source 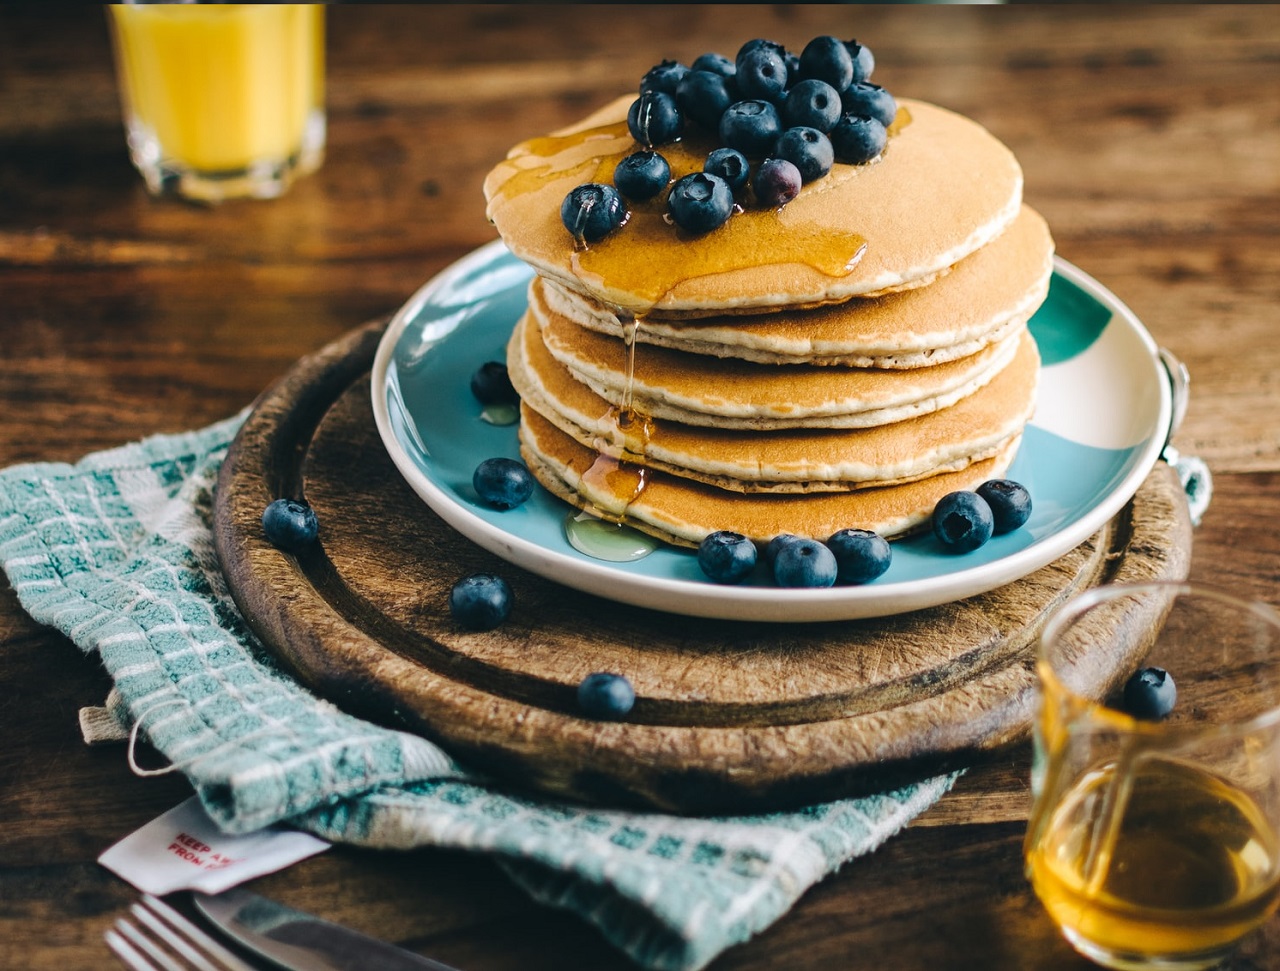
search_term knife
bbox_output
[192,887,462,971]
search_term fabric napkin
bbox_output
[0,412,960,970]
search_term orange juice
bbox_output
[107,4,324,199]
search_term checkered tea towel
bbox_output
[0,413,958,971]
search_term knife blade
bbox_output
[191,887,462,971]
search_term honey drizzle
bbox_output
[580,309,654,522]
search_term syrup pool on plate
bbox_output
[564,510,659,562]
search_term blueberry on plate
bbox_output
[668,172,735,233]
[561,183,625,242]
[773,127,834,183]
[782,79,842,133]
[719,100,782,157]
[976,479,1033,534]
[578,672,635,720]
[798,35,854,91]
[628,90,683,148]
[639,59,688,97]
[840,81,897,129]
[473,457,535,510]
[704,147,750,195]
[764,532,802,568]
[261,498,318,553]
[932,491,994,553]
[676,69,734,131]
[449,573,512,631]
[614,150,671,201]
[1123,666,1177,720]
[469,360,518,405]
[753,157,802,208]
[827,528,892,585]
[735,46,788,102]
[697,530,758,584]
[772,537,838,588]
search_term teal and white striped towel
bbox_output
[0,414,957,971]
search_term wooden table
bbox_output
[2,5,1278,969]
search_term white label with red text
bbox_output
[99,796,330,895]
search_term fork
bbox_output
[106,893,258,971]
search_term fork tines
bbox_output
[105,893,257,971]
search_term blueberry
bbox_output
[772,538,838,588]
[667,172,735,233]
[840,81,897,128]
[261,498,318,552]
[782,79,842,133]
[798,35,854,91]
[1123,666,1177,720]
[639,59,688,97]
[577,672,636,720]
[830,113,887,164]
[719,100,783,157]
[753,157,802,209]
[764,533,803,568]
[692,51,736,80]
[614,150,671,201]
[773,127,834,183]
[627,90,683,148]
[561,183,625,242]
[976,479,1033,534]
[932,491,995,553]
[473,457,535,510]
[704,147,750,194]
[470,360,517,405]
[735,38,788,73]
[676,69,734,131]
[449,572,512,631]
[845,39,875,82]
[736,47,788,102]
[697,530,758,584]
[827,528,892,585]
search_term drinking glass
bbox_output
[1025,582,1280,970]
[106,3,325,202]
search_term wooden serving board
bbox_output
[213,319,1193,814]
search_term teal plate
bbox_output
[372,241,1172,622]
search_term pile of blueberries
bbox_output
[696,478,1033,587]
[562,34,898,240]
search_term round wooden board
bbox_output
[214,319,1194,814]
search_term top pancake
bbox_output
[483,96,1024,316]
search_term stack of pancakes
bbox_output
[483,95,1053,549]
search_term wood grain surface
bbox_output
[3,5,1279,970]
[214,320,1192,813]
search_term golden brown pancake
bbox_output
[508,306,1039,493]
[539,205,1053,367]
[531,291,1023,430]
[483,97,1023,316]
[519,406,1021,547]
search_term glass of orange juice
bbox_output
[106,3,325,202]
[1026,582,1280,970]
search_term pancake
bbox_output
[539,205,1053,368]
[532,288,1023,430]
[483,96,1023,316]
[508,307,1040,493]
[519,405,1021,547]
